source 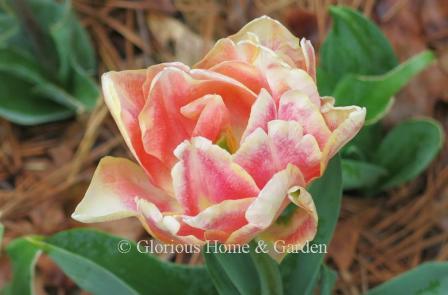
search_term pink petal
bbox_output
[234,120,321,187]
[267,68,320,106]
[300,38,316,81]
[228,16,305,69]
[194,38,242,69]
[179,198,255,243]
[136,199,204,244]
[209,61,270,95]
[180,94,230,140]
[278,90,331,149]
[234,129,279,189]
[258,186,318,262]
[321,99,366,169]
[226,165,305,244]
[102,69,171,191]
[241,89,277,142]
[142,62,190,99]
[138,67,257,166]
[72,157,183,243]
[172,137,260,216]
[138,67,196,166]
[268,120,322,182]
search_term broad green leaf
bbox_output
[342,124,383,161]
[203,249,240,295]
[6,237,42,295]
[374,118,444,190]
[203,242,282,295]
[7,0,60,73]
[70,13,96,73]
[49,0,73,81]
[8,229,215,295]
[51,229,214,294]
[0,12,18,44]
[333,51,435,124]
[0,0,98,124]
[0,48,97,112]
[342,159,388,190]
[281,156,342,295]
[68,60,99,110]
[47,0,94,80]
[249,241,283,295]
[204,246,260,295]
[0,73,73,125]
[318,6,398,94]
[0,48,47,84]
[34,82,88,112]
[368,262,448,295]
[319,265,337,295]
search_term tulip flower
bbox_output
[72,16,365,261]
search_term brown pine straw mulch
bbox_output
[0,0,447,294]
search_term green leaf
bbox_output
[342,124,383,161]
[67,60,99,110]
[374,118,444,190]
[203,242,282,295]
[368,262,448,295]
[203,249,240,295]
[6,237,42,295]
[0,73,73,125]
[249,246,283,295]
[48,0,95,80]
[318,6,398,94]
[0,48,47,84]
[66,6,96,73]
[319,265,337,295]
[280,156,342,295]
[342,159,388,190]
[0,48,97,113]
[49,0,73,81]
[7,229,216,295]
[34,81,88,112]
[0,0,98,124]
[0,12,19,44]
[7,0,60,73]
[204,246,260,295]
[333,51,435,124]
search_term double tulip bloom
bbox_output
[72,16,365,261]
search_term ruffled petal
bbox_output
[180,94,230,140]
[136,199,204,244]
[142,62,190,99]
[177,198,255,243]
[138,67,196,165]
[172,137,260,216]
[102,70,172,191]
[267,68,320,106]
[138,67,257,166]
[241,89,277,142]
[235,120,321,186]
[278,90,331,149]
[228,16,305,69]
[257,186,318,262]
[226,165,305,244]
[300,38,316,81]
[234,129,279,189]
[321,98,366,170]
[209,60,270,95]
[72,156,179,222]
[194,38,243,69]
[268,120,322,182]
